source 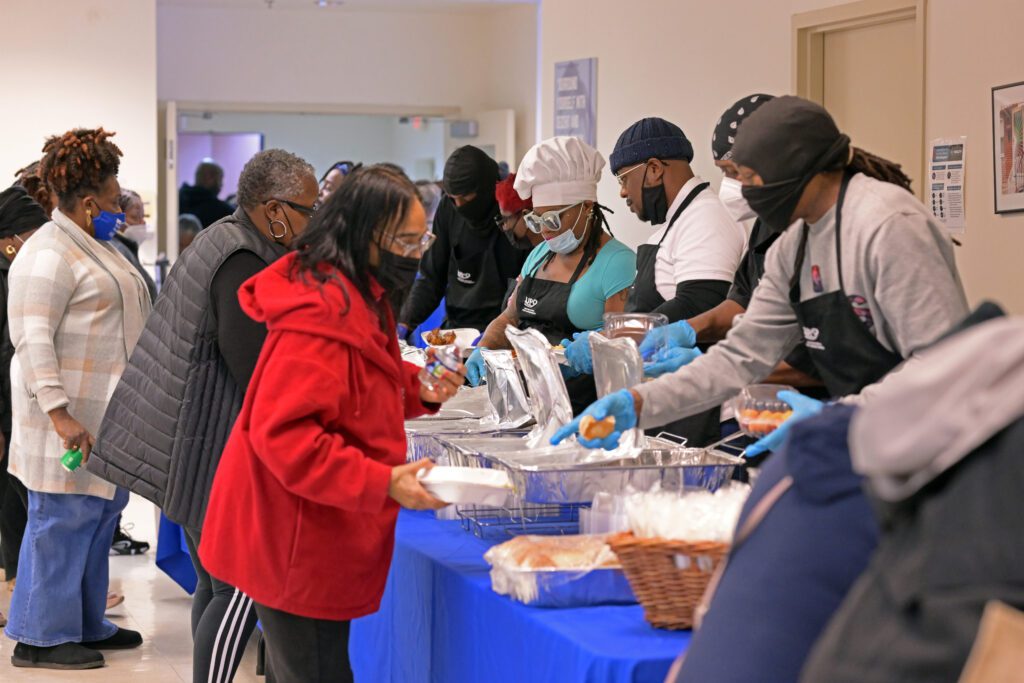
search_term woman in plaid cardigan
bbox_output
[3,129,151,671]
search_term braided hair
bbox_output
[580,202,613,266]
[39,128,123,211]
[847,147,913,192]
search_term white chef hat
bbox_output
[514,136,606,207]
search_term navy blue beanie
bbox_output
[609,117,694,173]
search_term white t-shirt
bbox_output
[648,176,746,301]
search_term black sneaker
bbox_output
[110,523,150,556]
[11,642,104,670]
[82,627,143,650]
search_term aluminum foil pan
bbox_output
[489,566,636,608]
[487,447,743,504]
[404,418,526,463]
[409,432,532,466]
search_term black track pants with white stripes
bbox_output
[185,529,259,683]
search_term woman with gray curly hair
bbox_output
[88,148,318,682]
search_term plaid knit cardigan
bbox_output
[7,209,150,499]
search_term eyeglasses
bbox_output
[615,162,646,188]
[523,202,584,234]
[494,211,524,231]
[387,231,437,257]
[272,198,320,219]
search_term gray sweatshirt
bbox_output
[635,173,969,429]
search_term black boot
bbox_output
[11,642,104,670]
[82,626,143,650]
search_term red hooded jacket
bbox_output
[199,252,434,621]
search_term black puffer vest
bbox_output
[89,209,286,530]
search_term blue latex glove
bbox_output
[466,347,487,387]
[397,323,411,342]
[563,331,594,375]
[638,321,697,360]
[559,362,583,381]
[643,346,703,378]
[744,390,825,457]
[551,389,638,450]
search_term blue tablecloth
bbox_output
[350,511,690,683]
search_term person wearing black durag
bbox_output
[0,187,49,621]
[397,146,528,338]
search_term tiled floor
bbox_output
[0,495,260,682]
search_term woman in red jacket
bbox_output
[199,165,463,683]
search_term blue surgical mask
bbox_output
[544,206,589,254]
[92,210,125,241]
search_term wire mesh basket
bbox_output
[456,502,587,539]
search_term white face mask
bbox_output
[122,223,152,245]
[719,177,757,223]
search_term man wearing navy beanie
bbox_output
[567,116,745,445]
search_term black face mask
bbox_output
[741,176,812,234]
[736,133,852,235]
[454,193,496,226]
[638,166,669,225]
[375,250,420,291]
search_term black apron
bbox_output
[789,173,903,397]
[624,181,720,447]
[515,240,599,415]
[445,227,505,326]
[626,181,710,313]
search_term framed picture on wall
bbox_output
[992,81,1024,214]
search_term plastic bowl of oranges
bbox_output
[735,384,796,437]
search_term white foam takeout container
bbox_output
[418,466,513,506]
[421,328,480,350]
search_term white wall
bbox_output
[178,111,446,182]
[540,0,1024,313]
[0,0,159,262]
[925,0,1024,315]
[157,3,538,163]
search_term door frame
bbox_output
[158,99,463,264]
[793,0,927,189]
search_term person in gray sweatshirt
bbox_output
[553,96,969,448]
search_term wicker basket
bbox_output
[607,532,729,630]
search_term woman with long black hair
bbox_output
[198,165,465,683]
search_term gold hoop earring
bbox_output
[4,246,16,257]
[269,219,289,240]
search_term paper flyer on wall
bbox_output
[928,137,967,235]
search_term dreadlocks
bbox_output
[848,147,913,193]
[39,128,123,211]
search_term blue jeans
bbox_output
[4,486,129,647]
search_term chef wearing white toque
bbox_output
[466,137,637,414]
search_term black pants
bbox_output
[255,602,353,683]
[184,529,259,683]
[0,443,27,579]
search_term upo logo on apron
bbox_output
[522,297,539,316]
[457,270,474,285]
[802,326,825,351]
